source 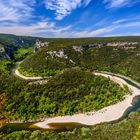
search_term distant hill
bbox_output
[1,34,140,140]
[0,33,140,79]
[18,36,140,82]
[0,34,39,60]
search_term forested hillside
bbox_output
[0,68,128,120]
[0,34,37,59]
[0,34,39,74]
[0,34,140,140]
[19,36,140,82]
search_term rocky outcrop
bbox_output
[72,46,83,52]
[34,41,49,52]
[47,49,68,59]
[107,42,139,47]
[0,46,9,59]
[72,44,104,52]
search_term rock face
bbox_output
[72,44,104,52]
[0,34,37,60]
[72,42,139,52]
[45,49,76,65]
[47,49,68,59]
[72,46,83,52]
[0,47,9,59]
[107,42,139,47]
[34,41,49,52]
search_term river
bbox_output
[1,72,140,132]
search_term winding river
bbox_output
[4,66,140,131]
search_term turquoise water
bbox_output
[123,96,140,118]
[113,95,140,123]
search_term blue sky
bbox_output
[0,0,140,37]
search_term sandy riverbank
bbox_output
[34,72,140,129]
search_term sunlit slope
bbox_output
[19,37,140,82]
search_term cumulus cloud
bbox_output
[44,0,92,20]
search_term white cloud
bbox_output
[0,20,72,37]
[123,21,140,27]
[104,0,130,8]
[0,0,35,22]
[73,20,140,37]
[113,19,127,24]
[104,32,140,37]
[0,17,140,38]
[70,25,120,37]
[131,33,140,36]
[44,0,92,20]
[82,0,92,7]
[103,0,139,9]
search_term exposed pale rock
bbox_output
[47,49,68,59]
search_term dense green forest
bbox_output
[0,34,140,139]
[0,34,37,73]
[0,68,128,120]
[19,36,140,82]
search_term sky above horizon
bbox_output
[0,0,140,37]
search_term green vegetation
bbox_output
[0,59,13,74]
[1,68,128,120]
[19,37,140,82]
[0,33,38,60]
[0,34,140,139]
[0,34,37,74]
[1,109,140,140]
[0,44,3,48]
[133,125,140,140]
[14,48,33,61]
[81,45,140,82]
[19,46,81,76]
